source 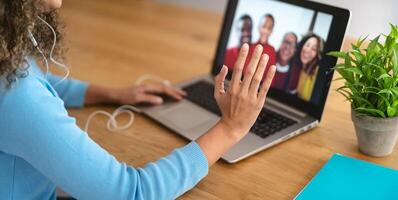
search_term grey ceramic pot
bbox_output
[351,109,398,157]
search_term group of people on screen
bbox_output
[224,14,325,101]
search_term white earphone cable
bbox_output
[84,76,170,134]
[35,46,50,76]
[37,16,70,86]
[84,105,141,133]
[135,74,171,86]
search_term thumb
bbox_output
[214,65,228,97]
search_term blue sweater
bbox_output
[0,59,208,200]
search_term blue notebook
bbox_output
[295,154,398,200]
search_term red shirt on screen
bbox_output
[272,70,289,89]
[224,42,276,81]
[224,47,240,70]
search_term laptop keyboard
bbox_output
[183,81,298,138]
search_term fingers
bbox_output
[258,65,276,101]
[229,43,249,92]
[135,94,163,105]
[214,65,228,98]
[143,84,184,100]
[249,54,269,94]
[242,44,263,90]
[163,86,185,100]
[176,88,187,96]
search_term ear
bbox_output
[42,0,62,12]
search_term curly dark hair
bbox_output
[0,0,65,87]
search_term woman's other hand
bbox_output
[85,82,186,106]
[111,83,186,105]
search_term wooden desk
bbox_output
[62,0,398,199]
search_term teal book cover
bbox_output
[295,154,398,200]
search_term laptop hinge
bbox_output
[266,98,307,118]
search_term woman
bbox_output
[286,33,324,101]
[0,1,276,200]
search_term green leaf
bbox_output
[350,49,364,66]
[335,66,354,83]
[378,89,393,96]
[343,67,363,76]
[389,23,398,38]
[344,53,353,69]
[327,51,348,59]
[351,95,375,108]
[369,63,387,74]
[363,90,390,107]
[391,88,398,96]
[366,35,381,58]
[392,45,398,75]
[355,107,386,118]
[393,100,398,107]
[377,74,390,81]
[356,36,368,48]
[384,77,394,88]
[384,36,395,51]
[387,106,397,117]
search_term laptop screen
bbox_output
[213,0,350,119]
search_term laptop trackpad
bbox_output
[159,103,213,131]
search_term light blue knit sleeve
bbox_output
[0,75,209,200]
[46,73,88,108]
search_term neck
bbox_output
[303,63,313,74]
[279,60,288,66]
[259,39,267,45]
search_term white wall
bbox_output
[154,0,398,39]
[313,0,398,38]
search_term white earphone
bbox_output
[28,16,70,86]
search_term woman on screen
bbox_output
[287,33,324,101]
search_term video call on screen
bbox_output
[224,0,333,104]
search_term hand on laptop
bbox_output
[84,82,186,106]
[196,43,276,165]
[111,83,186,105]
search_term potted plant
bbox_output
[328,24,398,157]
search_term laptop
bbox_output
[140,0,350,163]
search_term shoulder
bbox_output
[2,71,51,102]
[0,68,64,124]
[1,58,57,102]
[0,70,69,146]
[265,43,276,53]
